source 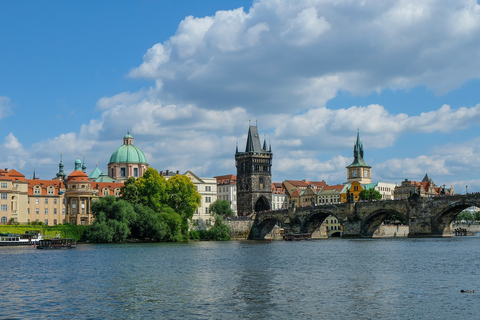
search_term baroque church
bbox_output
[235,122,272,216]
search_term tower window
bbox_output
[121,168,126,177]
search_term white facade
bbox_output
[272,192,288,210]
[215,175,237,215]
[185,171,217,230]
[375,182,396,200]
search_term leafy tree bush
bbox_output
[85,169,202,243]
[209,200,234,217]
[359,188,382,201]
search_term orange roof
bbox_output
[215,174,237,184]
[321,184,344,191]
[0,169,27,181]
[27,179,64,196]
[67,170,89,182]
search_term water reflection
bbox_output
[2,238,480,319]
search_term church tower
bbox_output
[235,122,272,216]
[346,130,371,184]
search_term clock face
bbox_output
[352,171,357,177]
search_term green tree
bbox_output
[209,200,234,217]
[136,167,168,212]
[85,221,114,243]
[166,174,201,221]
[206,215,231,241]
[359,188,382,201]
[121,176,140,204]
[456,210,474,222]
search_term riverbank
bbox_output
[0,225,86,241]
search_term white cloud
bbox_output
[127,0,480,112]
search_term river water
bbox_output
[1,237,480,319]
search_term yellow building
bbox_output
[340,181,365,203]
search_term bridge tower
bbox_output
[235,122,272,216]
[346,129,371,184]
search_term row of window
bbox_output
[27,208,64,215]
[28,198,61,205]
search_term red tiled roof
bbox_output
[215,174,237,185]
[0,169,27,181]
[27,179,64,196]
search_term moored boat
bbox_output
[36,238,76,249]
[0,230,42,246]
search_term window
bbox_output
[1,182,7,188]
[103,189,109,196]
[54,219,57,225]
[54,199,57,205]
[1,216,7,223]
[205,186,211,192]
[1,205,7,211]
[54,208,57,215]
[34,188,41,194]
[35,198,39,205]
[121,168,126,177]
[36,208,39,214]
[134,168,138,177]
[205,207,209,215]
[28,198,30,204]
[45,198,48,204]
[48,188,54,195]
[44,219,48,225]
[62,209,65,215]
[45,209,48,215]
[1,193,6,200]
[205,197,211,203]
[27,208,30,214]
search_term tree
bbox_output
[209,200,234,217]
[136,167,168,212]
[165,174,201,221]
[359,188,382,201]
[121,177,140,204]
[206,215,231,241]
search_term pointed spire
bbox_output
[56,153,66,178]
[82,154,87,173]
[263,135,267,151]
[33,169,36,180]
[236,142,239,154]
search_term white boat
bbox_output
[0,231,42,246]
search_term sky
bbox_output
[1,0,480,193]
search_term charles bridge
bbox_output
[249,193,480,239]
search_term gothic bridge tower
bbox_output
[235,123,272,216]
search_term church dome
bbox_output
[108,132,148,165]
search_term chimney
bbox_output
[166,170,169,175]
[176,170,179,174]
[160,171,163,176]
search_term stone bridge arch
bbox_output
[431,198,480,236]
[301,208,341,235]
[360,209,408,237]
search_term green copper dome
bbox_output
[108,132,148,165]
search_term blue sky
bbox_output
[1,0,480,193]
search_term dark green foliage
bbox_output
[359,188,382,201]
[209,200,234,217]
[85,222,114,243]
[121,177,140,204]
[85,169,202,243]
